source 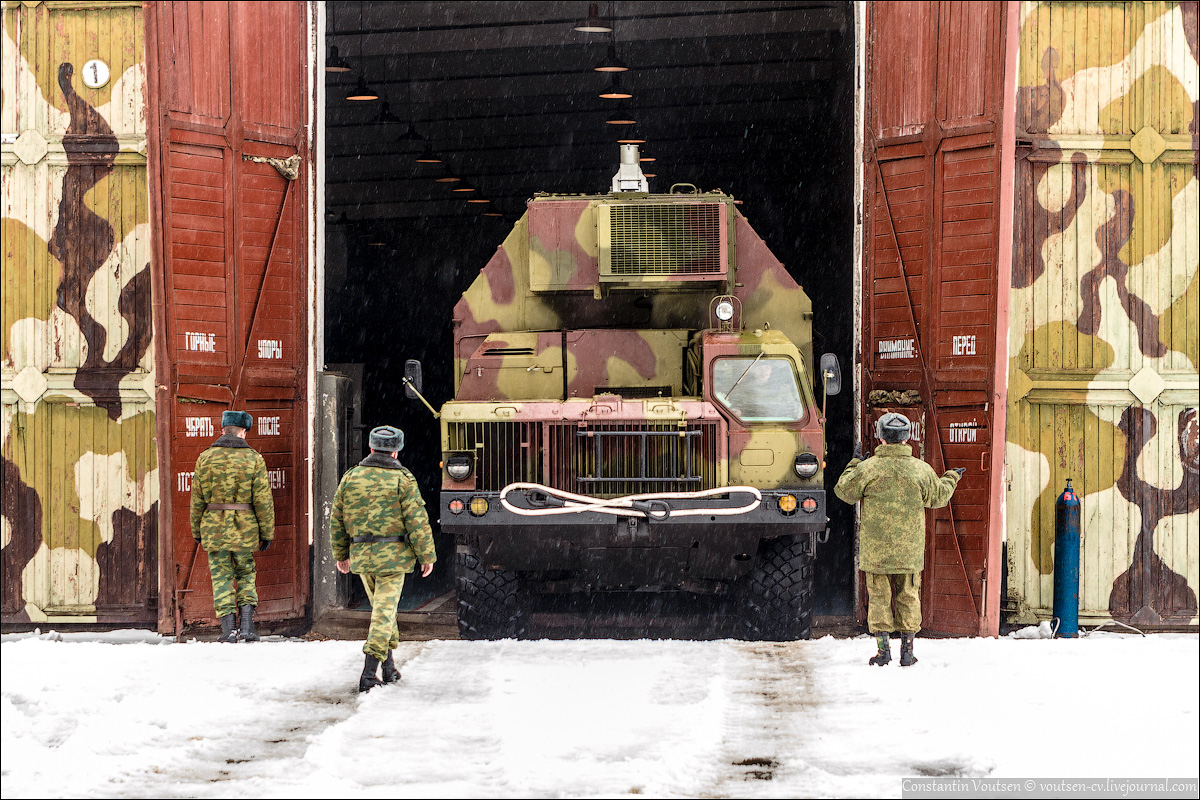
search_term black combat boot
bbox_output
[900,632,918,666]
[868,633,891,666]
[238,604,260,642]
[359,653,384,693]
[217,613,238,643]
[381,651,401,684]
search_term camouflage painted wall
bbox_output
[1,0,156,625]
[1007,1,1198,626]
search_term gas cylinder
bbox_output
[1052,479,1081,638]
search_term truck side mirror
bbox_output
[820,353,842,397]
[404,359,423,399]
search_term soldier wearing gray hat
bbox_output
[331,424,436,691]
[835,412,963,667]
[190,410,275,642]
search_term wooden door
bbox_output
[862,1,1008,636]
[146,1,310,631]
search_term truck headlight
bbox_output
[715,299,735,321]
[795,453,819,478]
[446,455,472,481]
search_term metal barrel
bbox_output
[1052,479,1082,637]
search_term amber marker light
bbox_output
[778,494,798,513]
[469,496,490,516]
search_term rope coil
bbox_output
[498,482,763,519]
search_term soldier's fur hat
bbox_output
[369,425,404,453]
[221,410,253,430]
[875,412,912,443]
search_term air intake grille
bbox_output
[605,203,725,276]
[446,422,542,491]
[547,420,720,497]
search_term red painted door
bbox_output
[863,1,1008,636]
[147,2,310,631]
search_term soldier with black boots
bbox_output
[835,412,963,667]
[190,410,275,643]
[331,425,436,692]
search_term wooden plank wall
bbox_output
[1007,0,1199,627]
[1,0,158,626]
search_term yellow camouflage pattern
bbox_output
[189,436,275,552]
[1007,1,1198,626]
[835,443,961,573]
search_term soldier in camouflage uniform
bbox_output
[331,425,436,692]
[190,410,275,643]
[835,412,962,667]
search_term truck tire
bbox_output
[739,536,814,641]
[455,545,529,640]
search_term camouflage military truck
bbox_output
[407,146,841,640]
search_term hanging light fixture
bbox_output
[451,181,477,193]
[326,45,351,73]
[599,73,632,99]
[594,41,629,72]
[617,130,646,144]
[434,165,462,183]
[482,210,503,217]
[606,106,636,125]
[414,142,442,163]
[639,155,655,162]
[371,98,401,124]
[574,3,612,33]
[642,172,657,178]
[346,1,378,101]
[467,197,491,204]
[397,123,425,142]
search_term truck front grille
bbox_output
[446,421,543,490]
[547,420,720,496]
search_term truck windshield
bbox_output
[713,357,805,423]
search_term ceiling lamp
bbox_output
[451,181,477,193]
[346,73,378,101]
[617,131,646,144]
[467,197,491,204]
[397,123,425,142]
[482,211,503,217]
[639,155,655,162]
[606,107,636,125]
[599,74,632,99]
[372,98,400,124]
[434,166,461,183]
[595,42,629,73]
[414,143,442,163]
[642,172,656,178]
[574,3,612,33]
[326,45,351,73]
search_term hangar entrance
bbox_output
[319,1,858,627]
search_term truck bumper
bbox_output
[440,488,826,591]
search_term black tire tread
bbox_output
[456,547,528,640]
[739,536,814,641]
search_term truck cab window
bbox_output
[713,357,805,423]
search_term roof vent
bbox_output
[611,144,649,192]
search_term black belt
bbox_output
[352,535,406,543]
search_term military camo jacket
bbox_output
[330,453,436,575]
[834,443,960,574]
[190,435,275,552]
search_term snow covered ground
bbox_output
[2,631,1197,798]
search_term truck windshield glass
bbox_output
[713,357,805,422]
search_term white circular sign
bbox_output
[82,59,110,89]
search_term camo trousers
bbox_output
[208,549,258,617]
[866,571,922,634]
[361,572,406,661]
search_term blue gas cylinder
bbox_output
[1052,479,1082,638]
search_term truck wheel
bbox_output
[455,545,529,640]
[739,536,814,641]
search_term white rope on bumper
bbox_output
[498,482,762,520]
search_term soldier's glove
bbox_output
[951,467,966,477]
[259,539,271,552]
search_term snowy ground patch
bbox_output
[2,633,1196,797]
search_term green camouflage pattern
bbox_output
[189,438,275,552]
[208,549,257,618]
[2,2,157,625]
[1007,1,1198,625]
[330,456,436,574]
[866,572,922,634]
[834,443,961,573]
[360,572,405,661]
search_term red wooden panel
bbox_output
[149,1,310,634]
[870,1,936,137]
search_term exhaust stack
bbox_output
[611,144,649,192]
